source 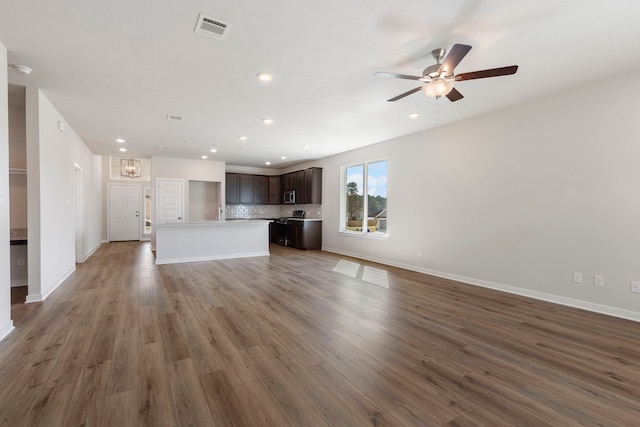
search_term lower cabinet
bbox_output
[287,220,321,250]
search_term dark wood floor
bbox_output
[1,242,640,426]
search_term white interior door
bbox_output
[157,178,183,223]
[109,184,140,241]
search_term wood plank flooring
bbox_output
[2,241,640,426]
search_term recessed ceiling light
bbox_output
[184,140,192,144]
[265,161,271,165]
[238,135,248,141]
[116,138,125,143]
[119,148,127,152]
[262,118,273,125]
[158,146,169,150]
[409,113,420,119]
[280,156,287,160]
[257,72,273,82]
[303,145,310,149]
[210,148,218,153]
[201,155,208,159]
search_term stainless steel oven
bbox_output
[274,210,305,246]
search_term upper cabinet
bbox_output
[225,167,321,206]
[268,176,281,205]
[303,167,322,204]
[252,175,268,205]
[225,173,239,204]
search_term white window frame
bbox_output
[340,158,388,237]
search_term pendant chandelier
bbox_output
[120,158,141,178]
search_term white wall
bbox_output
[320,68,640,321]
[26,88,103,302]
[8,103,26,169]
[0,42,14,341]
[150,156,226,248]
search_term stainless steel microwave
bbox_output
[284,190,295,204]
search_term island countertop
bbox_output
[155,219,272,227]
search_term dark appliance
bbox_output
[283,189,296,204]
[274,210,305,246]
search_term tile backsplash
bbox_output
[226,204,322,219]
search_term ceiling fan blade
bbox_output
[455,65,518,81]
[375,71,422,81]
[446,87,464,102]
[437,44,472,75]
[387,86,422,102]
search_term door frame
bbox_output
[107,182,141,242]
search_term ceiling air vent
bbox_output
[194,14,230,40]
[166,114,183,122]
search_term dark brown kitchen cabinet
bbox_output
[296,171,306,204]
[225,173,239,204]
[227,168,322,205]
[303,167,322,204]
[268,175,281,205]
[239,174,253,204]
[287,220,322,250]
[252,175,267,204]
[283,173,296,192]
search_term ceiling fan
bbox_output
[375,44,518,102]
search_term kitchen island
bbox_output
[155,220,271,265]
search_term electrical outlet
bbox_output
[417,249,422,257]
[631,281,640,294]
[594,275,604,287]
[573,272,582,283]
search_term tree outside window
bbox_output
[343,160,387,235]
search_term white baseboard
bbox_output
[322,246,640,323]
[25,266,75,304]
[0,320,15,342]
[25,293,43,303]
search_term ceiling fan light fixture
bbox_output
[423,79,454,98]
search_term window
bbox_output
[342,159,387,235]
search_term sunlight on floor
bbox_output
[362,266,389,289]
[332,260,389,289]
[332,259,360,278]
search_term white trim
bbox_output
[154,251,269,265]
[0,320,15,342]
[322,246,640,323]
[25,293,43,303]
[26,266,75,303]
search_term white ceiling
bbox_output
[2,0,640,168]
